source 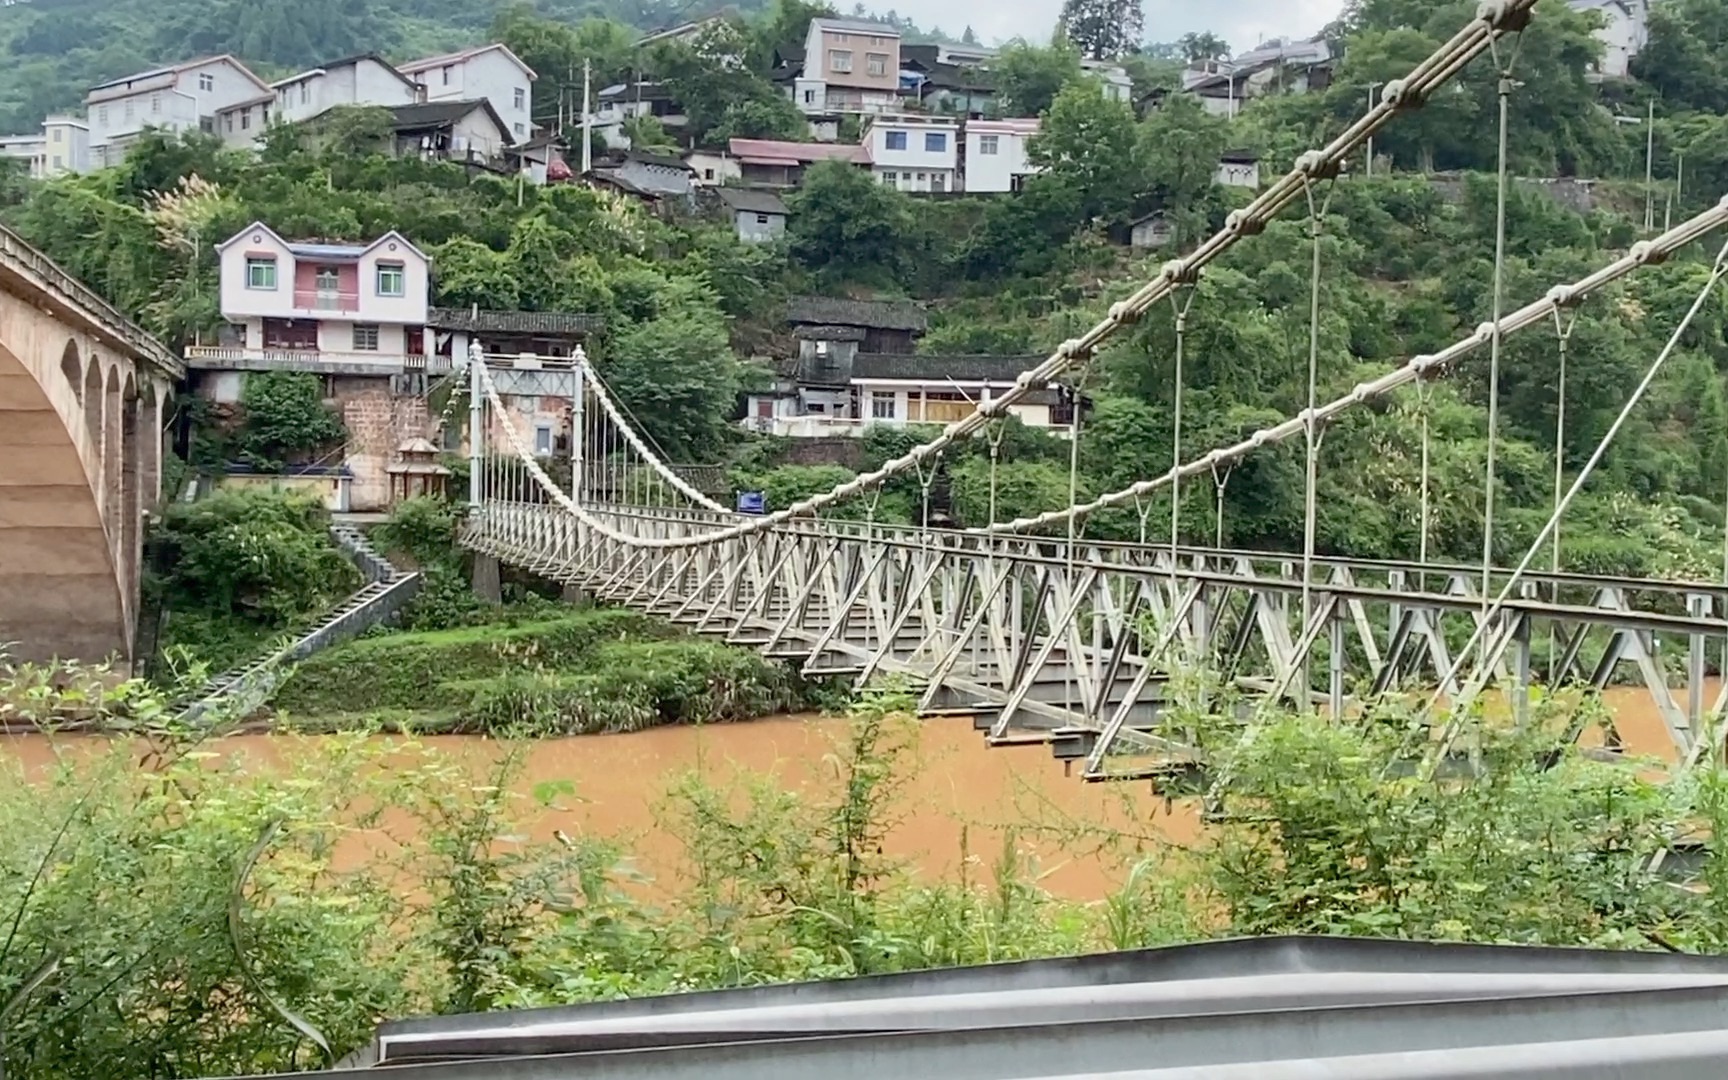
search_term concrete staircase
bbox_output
[174,524,421,724]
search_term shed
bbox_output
[715,187,789,243]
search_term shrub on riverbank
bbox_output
[272,609,819,731]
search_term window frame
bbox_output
[244,257,277,291]
[871,392,896,419]
[866,52,888,76]
[884,130,907,151]
[828,49,853,73]
[351,323,380,352]
[198,72,215,92]
[375,262,406,298]
[978,134,999,155]
[924,132,946,152]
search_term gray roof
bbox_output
[852,353,1043,382]
[793,324,867,341]
[385,99,509,138]
[427,308,606,336]
[212,935,1728,1078]
[716,187,789,215]
[787,295,927,332]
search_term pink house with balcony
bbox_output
[207,222,432,367]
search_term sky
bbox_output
[940,0,1348,54]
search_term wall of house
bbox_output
[88,86,198,144]
[219,229,297,320]
[181,59,269,123]
[216,100,271,148]
[275,61,418,126]
[1592,1,1647,78]
[417,50,534,143]
[686,151,739,185]
[41,120,89,175]
[963,122,1036,193]
[358,237,431,325]
[734,209,785,243]
[867,116,958,189]
[617,157,691,196]
[805,25,900,94]
[1215,160,1259,188]
[314,321,414,355]
[451,109,510,156]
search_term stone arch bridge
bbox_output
[0,227,181,670]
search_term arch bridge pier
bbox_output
[0,228,181,670]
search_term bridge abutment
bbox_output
[471,553,502,604]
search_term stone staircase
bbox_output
[173,524,420,724]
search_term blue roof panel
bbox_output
[285,242,367,260]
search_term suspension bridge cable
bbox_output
[1300,178,1335,699]
[477,1,1542,548]
[1481,31,1525,671]
[979,199,1728,538]
[1422,236,1728,772]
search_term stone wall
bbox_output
[332,375,435,512]
[777,435,868,469]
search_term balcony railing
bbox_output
[292,289,361,312]
[185,345,447,374]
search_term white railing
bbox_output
[184,345,445,372]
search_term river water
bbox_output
[0,685,1694,901]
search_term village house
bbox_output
[85,55,271,167]
[714,187,789,243]
[728,137,868,187]
[961,118,1039,193]
[269,53,423,127]
[795,17,903,116]
[397,43,538,145]
[864,112,960,193]
[0,116,89,178]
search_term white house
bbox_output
[1215,150,1260,189]
[398,43,537,144]
[202,222,432,364]
[962,118,1039,193]
[270,53,423,126]
[0,115,89,177]
[84,55,272,168]
[212,93,276,149]
[864,112,959,193]
[716,187,788,244]
[1079,59,1134,103]
[685,148,741,186]
[1568,0,1649,78]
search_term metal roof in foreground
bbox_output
[230,936,1728,1078]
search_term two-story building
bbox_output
[0,116,89,178]
[962,118,1039,193]
[864,113,959,193]
[204,222,433,367]
[84,55,272,168]
[1568,0,1649,78]
[398,44,537,145]
[592,81,689,149]
[270,53,423,126]
[798,17,902,116]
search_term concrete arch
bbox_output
[0,342,125,665]
[60,340,81,404]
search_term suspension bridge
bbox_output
[461,0,1728,790]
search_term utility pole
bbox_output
[1644,98,1655,233]
[581,58,593,176]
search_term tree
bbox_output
[1058,0,1145,61]
[1177,31,1231,63]
[1028,81,1143,224]
[786,159,915,282]
[235,371,347,472]
[990,39,1084,117]
[600,278,742,460]
[1137,91,1228,239]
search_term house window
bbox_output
[199,73,215,92]
[376,263,405,297]
[50,128,60,142]
[300,83,309,104]
[352,324,380,351]
[314,267,339,292]
[245,257,277,290]
[98,105,108,124]
[925,132,946,152]
[871,392,896,419]
[151,93,160,114]
[51,154,61,168]
[931,173,946,192]
[866,53,887,76]
[885,130,906,150]
[803,89,815,104]
[979,134,999,155]
[224,113,233,133]
[534,425,553,455]
[441,65,452,85]
[828,49,853,73]
[514,122,525,135]
[755,213,770,224]
[240,108,250,130]
[200,116,214,133]
[123,100,133,120]
[514,87,526,109]
[814,340,829,356]
[704,167,715,180]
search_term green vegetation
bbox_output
[7,658,1728,1077]
[144,488,359,672]
[272,608,822,732]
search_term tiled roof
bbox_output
[729,138,867,165]
[385,99,505,132]
[716,187,788,215]
[852,353,1043,382]
[427,308,606,335]
[792,325,867,341]
[398,43,538,80]
[787,296,927,332]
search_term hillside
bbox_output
[0,0,968,135]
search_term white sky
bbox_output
[918,0,1348,53]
